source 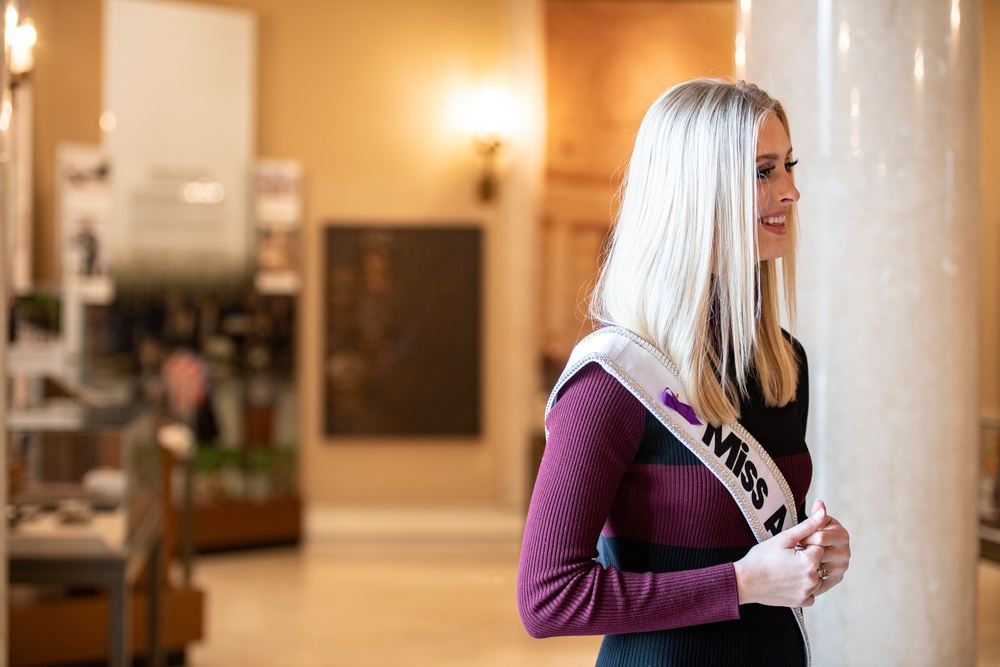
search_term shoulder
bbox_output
[552,361,641,412]
[780,330,810,425]
[780,329,806,356]
[548,361,645,437]
[781,330,808,370]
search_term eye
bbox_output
[784,159,799,171]
[756,165,775,180]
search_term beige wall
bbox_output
[236,0,512,508]
[33,0,540,509]
[541,0,735,361]
[33,0,103,283]
[28,0,1000,510]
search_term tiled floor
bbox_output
[186,532,1000,666]
[187,542,601,667]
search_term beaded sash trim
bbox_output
[547,326,811,666]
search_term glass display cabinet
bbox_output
[9,406,160,540]
[7,406,166,667]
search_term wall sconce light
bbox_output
[467,85,513,203]
[474,132,502,202]
[6,3,37,78]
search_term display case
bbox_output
[8,405,160,550]
[7,406,204,667]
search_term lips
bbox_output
[759,212,788,237]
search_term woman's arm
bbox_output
[517,363,741,638]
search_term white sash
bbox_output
[547,326,810,665]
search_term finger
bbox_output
[778,505,827,545]
[815,570,845,593]
[798,527,846,548]
[821,555,850,574]
[798,519,847,548]
[810,500,832,530]
[816,545,847,562]
[815,557,848,581]
[815,515,845,533]
[813,577,838,597]
[801,543,825,566]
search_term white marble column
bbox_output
[742,1,981,665]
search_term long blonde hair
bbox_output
[590,78,800,426]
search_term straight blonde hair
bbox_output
[590,78,800,426]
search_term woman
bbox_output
[517,79,851,666]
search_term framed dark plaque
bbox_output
[323,225,482,437]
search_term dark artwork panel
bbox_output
[324,225,482,437]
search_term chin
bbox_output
[757,248,787,262]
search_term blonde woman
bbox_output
[517,79,850,666]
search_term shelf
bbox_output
[182,496,302,552]
[10,586,204,667]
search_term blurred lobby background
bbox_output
[3,0,1000,665]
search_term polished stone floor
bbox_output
[188,542,600,667]
[186,526,1000,666]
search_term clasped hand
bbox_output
[733,499,850,608]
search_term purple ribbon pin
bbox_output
[662,388,702,426]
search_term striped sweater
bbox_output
[517,343,812,666]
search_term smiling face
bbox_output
[755,112,800,262]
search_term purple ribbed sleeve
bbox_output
[517,363,741,638]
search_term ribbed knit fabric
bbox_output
[517,340,812,667]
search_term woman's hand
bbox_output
[733,504,830,608]
[796,499,851,596]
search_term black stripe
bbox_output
[597,535,752,573]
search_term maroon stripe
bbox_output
[602,452,813,548]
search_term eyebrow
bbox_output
[756,148,795,161]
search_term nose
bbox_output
[777,171,800,204]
